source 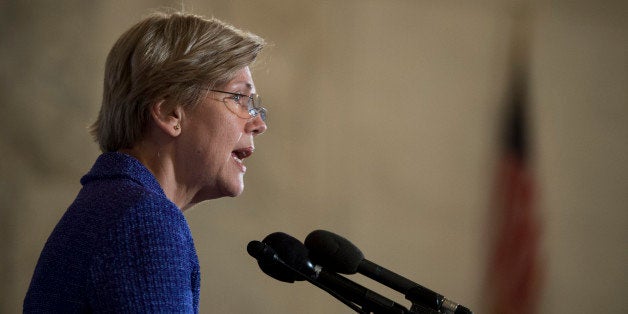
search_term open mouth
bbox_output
[232,147,253,163]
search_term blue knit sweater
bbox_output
[24,152,200,313]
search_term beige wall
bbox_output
[1,0,626,313]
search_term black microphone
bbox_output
[249,232,311,283]
[247,232,412,314]
[304,230,473,314]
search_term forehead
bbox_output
[224,67,255,93]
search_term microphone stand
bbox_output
[359,260,472,314]
[409,303,441,314]
[311,266,408,314]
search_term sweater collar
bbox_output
[81,152,166,197]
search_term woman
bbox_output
[24,12,267,312]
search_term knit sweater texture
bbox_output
[24,152,200,313]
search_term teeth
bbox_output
[232,151,247,172]
[234,149,248,159]
[232,147,252,163]
[232,153,243,163]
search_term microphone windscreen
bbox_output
[304,230,364,274]
[258,232,309,283]
[247,240,269,260]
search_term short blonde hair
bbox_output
[90,12,266,152]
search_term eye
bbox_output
[231,94,243,102]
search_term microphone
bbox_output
[247,232,412,314]
[304,230,472,314]
[248,231,310,283]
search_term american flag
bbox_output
[485,63,543,314]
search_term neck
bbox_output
[119,140,196,211]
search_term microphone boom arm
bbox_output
[360,260,446,311]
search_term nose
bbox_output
[246,115,267,136]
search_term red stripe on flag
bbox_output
[487,153,542,314]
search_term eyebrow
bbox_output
[231,81,253,92]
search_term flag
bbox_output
[485,64,543,314]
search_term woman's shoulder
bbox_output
[65,172,191,248]
[73,174,177,220]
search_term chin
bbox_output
[220,181,245,198]
[224,188,244,198]
[192,181,243,202]
[232,184,245,197]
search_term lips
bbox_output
[233,147,253,160]
[231,147,254,172]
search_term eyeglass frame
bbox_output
[208,89,267,122]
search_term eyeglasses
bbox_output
[210,90,267,122]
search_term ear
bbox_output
[150,100,184,137]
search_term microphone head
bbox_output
[304,230,364,274]
[247,240,271,260]
[256,232,311,283]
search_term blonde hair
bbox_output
[90,12,266,152]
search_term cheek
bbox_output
[206,118,245,157]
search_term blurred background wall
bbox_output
[1,0,626,313]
